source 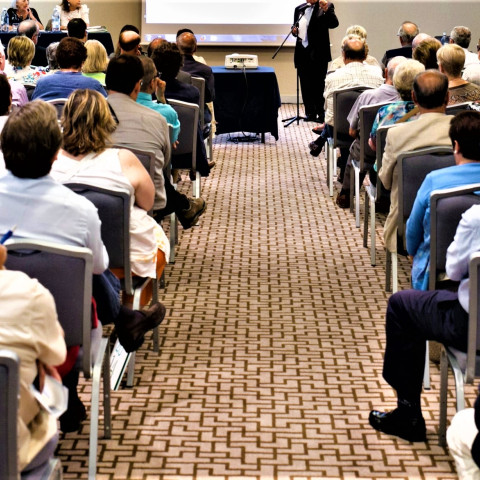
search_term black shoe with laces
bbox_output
[369,408,427,442]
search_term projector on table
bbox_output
[225,54,258,69]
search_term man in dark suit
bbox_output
[17,19,47,67]
[293,0,339,123]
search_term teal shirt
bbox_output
[136,92,180,143]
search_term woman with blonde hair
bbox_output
[437,43,480,105]
[6,36,46,86]
[50,89,169,279]
[83,39,108,86]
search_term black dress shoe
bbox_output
[309,141,322,157]
[369,409,427,442]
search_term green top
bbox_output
[82,72,106,87]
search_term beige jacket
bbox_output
[379,112,452,252]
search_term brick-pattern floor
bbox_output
[57,104,474,479]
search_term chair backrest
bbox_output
[429,184,480,290]
[45,98,69,120]
[397,146,454,238]
[5,240,93,377]
[446,102,472,116]
[0,349,19,480]
[113,145,155,182]
[65,184,133,294]
[191,76,205,130]
[358,102,390,170]
[332,86,372,148]
[168,98,199,170]
[467,251,480,382]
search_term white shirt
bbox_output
[60,4,89,28]
[0,172,108,274]
[446,204,480,313]
[324,62,384,126]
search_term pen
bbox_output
[0,225,16,244]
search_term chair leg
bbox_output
[363,190,369,249]
[194,171,201,199]
[438,346,449,447]
[152,278,160,353]
[349,167,354,214]
[169,213,176,264]
[385,249,391,292]
[355,168,360,228]
[392,252,398,293]
[103,339,111,439]
[370,200,376,266]
[327,141,334,197]
[126,352,135,388]
[423,341,431,390]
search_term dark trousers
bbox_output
[153,171,190,220]
[315,124,349,178]
[383,289,469,404]
[92,269,121,324]
[297,61,328,120]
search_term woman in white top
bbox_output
[51,89,169,278]
[59,0,89,29]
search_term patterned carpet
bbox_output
[58,104,474,479]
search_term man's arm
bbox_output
[446,205,480,282]
[378,131,396,190]
[323,2,339,28]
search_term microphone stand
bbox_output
[272,9,306,127]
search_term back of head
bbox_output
[46,42,60,70]
[393,59,425,100]
[176,32,197,55]
[83,39,108,73]
[17,19,37,39]
[151,41,182,81]
[449,111,480,161]
[67,18,87,40]
[139,56,156,93]
[412,33,431,50]
[398,21,419,45]
[120,24,139,35]
[413,69,449,109]
[62,89,116,156]
[147,37,165,58]
[341,34,366,62]
[1,101,61,178]
[119,30,141,54]
[176,28,194,38]
[56,37,87,69]
[386,56,407,82]
[450,26,471,48]
[106,54,144,94]
[437,44,465,78]
[345,25,367,40]
[0,74,11,116]
[413,37,441,69]
[7,36,35,68]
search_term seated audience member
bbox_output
[328,25,382,72]
[51,88,170,279]
[462,38,480,86]
[307,34,383,183]
[118,30,142,56]
[0,245,67,476]
[369,201,480,441]
[82,39,108,86]
[0,42,28,107]
[151,42,211,175]
[0,75,13,175]
[32,37,106,100]
[148,37,192,85]
[413,37,441,69]
[406,111,480,290]
[447,385,480,479]
[67,17,87,42]
[112,24,139,58]
[335,56,405,208]
[381,21,419,67]
[378,70,452,255]
[45,41,60,71]
[437,44,480,104]
[106,55,207,228]
[0,101,166,366]
[177,31,215,123]
[59,0,89,30]
[8,0,43,29]
[137,56,180,143]
[6,36,46,86]
[450,26,480,68]
[412,33,431,53]
[17,19,47,67]
[369,59,425,151]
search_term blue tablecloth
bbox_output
[212,66,281,140]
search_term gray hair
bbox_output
[393,59,425,100]
[450,26,471,48]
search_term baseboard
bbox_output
[281,95,303,104]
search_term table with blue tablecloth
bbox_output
[212,66,281,141]
[0,30,114,55]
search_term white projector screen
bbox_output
[143,0,301,46]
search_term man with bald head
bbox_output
[119,30,141,56]
[308,34,383,181]
[17,19,46,66]
[379,70,452,254]
[148,37,192,85]
[382,21,419,67]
